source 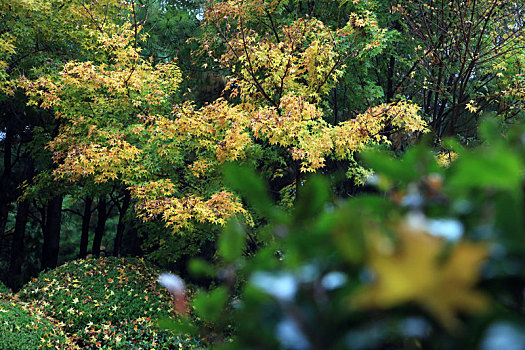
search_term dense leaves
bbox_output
[2,0,525,348]
[18,257,201,348]
[0,297,70,349]
[165,121,525,349]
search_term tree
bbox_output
[389,0,525,139]
[22,0,427,244]
[0,0,139,276]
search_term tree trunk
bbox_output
[41,195,63,270]
[8,157,34,288]
[0,128,13,237]
[8,199,30,288]
[79,197,93,259]
[122,226,143,256]
[386,55,395,102]
[92,197,108,257]
[113,191,130,257]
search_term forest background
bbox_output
[2,0,525,348]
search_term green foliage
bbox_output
[18,257,199,348]
[192,287,229,325]
[0,280,10,295]
[166,122,525,349]
[73,317,204,349]
[217,220,245,263]
[18,257,169,331]
[0,297,69,349]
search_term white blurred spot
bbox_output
[427,218,463,241]
[321,272,347,290]
[158,273,185,295]
[406,211,427,231]
[480,322,525,350]
[365,173,379,186]
[276,318,310,350]
[406,212,463,241]
[251,272,297,302]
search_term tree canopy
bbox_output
[2,0,525,348]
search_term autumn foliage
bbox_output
[4,0,525,348]
[21,0,427,232]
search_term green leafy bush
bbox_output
[167,121,525,349]
[0,280,10,295]
[0,298,69,349]
[19,257,199,348]
[73,316,204,349]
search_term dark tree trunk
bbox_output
[0,128,13,237]
[41,195,63,270]
[386,55,395,102]
[92,197,108,257]
[113,191,130,257]
[8,199,30,288]
[79,197,93,259]
[8,157,34,288]
[122,226,143,256]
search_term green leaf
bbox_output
[192,287,229,323]
[479,117,502,144]
[294,176,330,223]
[362,145,440,186]
[223,164,286,222]
[448,146,523,193]
[218,219,246,262]
[158,317,198,335]
[361,150,411,183]
[188,258,217,277]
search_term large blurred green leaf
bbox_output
[223,164,286,222]
[448,146,523,193]
[218,219,246,262]
[192,287,229,324]
[362,145,440,186]
[188,258,217,277]
[158,317,199,335]
[293,176,330,223]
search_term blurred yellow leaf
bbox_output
[354,226,489,330]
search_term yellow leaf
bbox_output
[354,225,489,330]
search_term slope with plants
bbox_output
[19,257,203,349]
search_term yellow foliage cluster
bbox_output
[436,150,459,167]
[249,95,428,172]
[20,0,428,230]
[130,180,247,230]
[20,2,251,230]
[220,17,342,103]
[0,32,15,86]
[146,93,428,174]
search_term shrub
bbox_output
[19,257,199,348]
[0,280,10,295]
[73,316,204,349]
[0,298,70,349]
[170,121,525,349]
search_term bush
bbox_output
[0,297,69,349]
[0,280,10,295]
[19,257,199,348]
[170,121,525,349]
[73,316,204,349]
